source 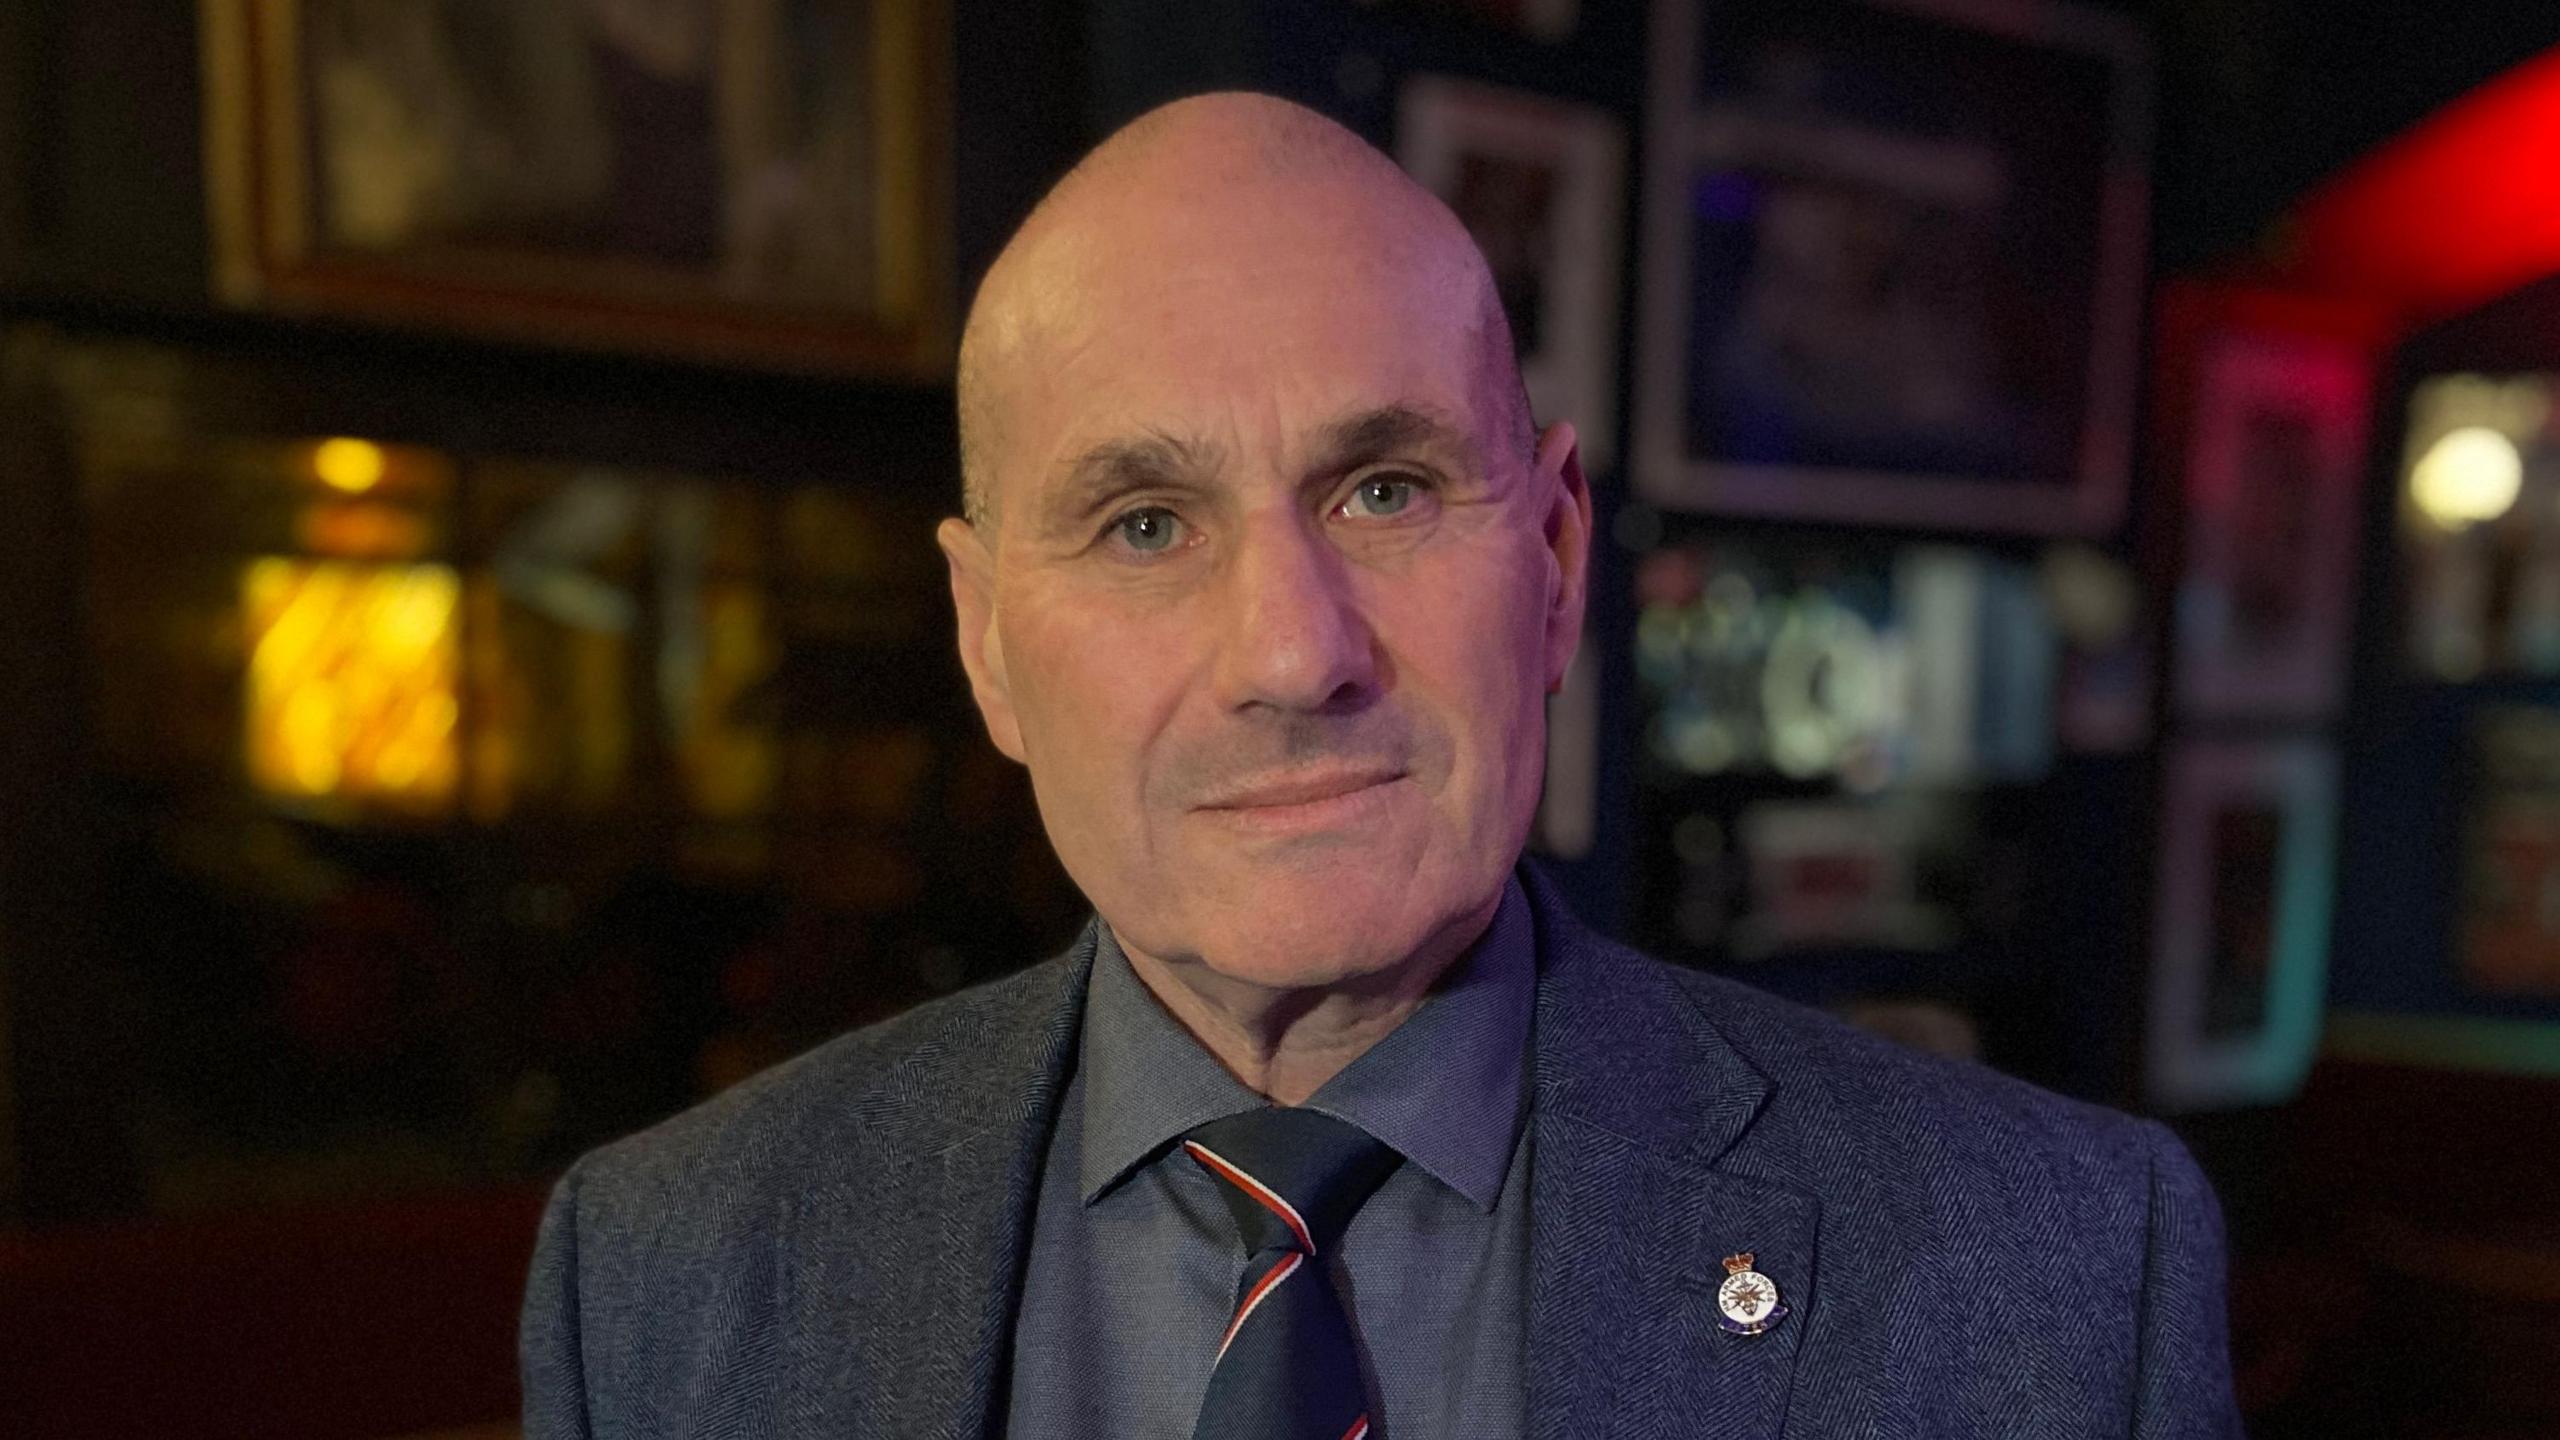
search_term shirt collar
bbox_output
[1076,875,1534,1214]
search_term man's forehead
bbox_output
[1024,202,1480,344]
[958,96,1520,525]
[1025,322,1502,465]
[1003,241,1496,406]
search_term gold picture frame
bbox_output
[201,0,950,377]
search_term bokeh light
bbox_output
[311,437,388,494]
[2411,424,2525,526]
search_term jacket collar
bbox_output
[790,864,1819,1440]
[1522,863,1774,1167]
[1518,863,1820,1440]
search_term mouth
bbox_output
[1193,767,1409,835]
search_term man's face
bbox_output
[942,196,1588,992]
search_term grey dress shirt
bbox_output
[1003,879,1535,1440]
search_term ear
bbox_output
[936,516,1027,763]
[1532,421,1593,693]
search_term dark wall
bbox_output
[2147,0,2560,271]
[1,2,208,307]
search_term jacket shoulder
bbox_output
[521,937,1093,1437]
[1614,946,2231,1430]
[1659,951,2162,1176]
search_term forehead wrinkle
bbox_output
[1040,427,1229,530]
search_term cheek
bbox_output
[998,596,1190,793]
[1385,549,1553,773]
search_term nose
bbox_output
[1211,508,1378,714]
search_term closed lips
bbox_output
[1198,770,1404,809]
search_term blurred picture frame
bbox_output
[198,0,951,377]
[1634,0,2149,533]
[2396,370,2560,681]
[2145,738,2339,1111]
[1732,797,1956,960]
[2174,331,2370,719]
[2455,706,2560,1000]
[1397,75,1625,475]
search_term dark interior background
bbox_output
[5,2,2560,1437]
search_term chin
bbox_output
[1077,801,1522,993]
[1186,920,1419,992]
[1170,858,1486,993]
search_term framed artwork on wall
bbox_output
[2173,331,2370,719]
[1634,0,2149,532]
[2455,706,2560,1000]
[198,0,952,376]
[2322,281,2560,1079]
[2324,699,2560,1076]
[2396,370,2560,681]
[2145,738,2339,1111]
[1628,539,2057,793]
[1396,74,1625,474]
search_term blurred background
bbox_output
[3,1,2559,1436]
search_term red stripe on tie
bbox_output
[1214,1251,1302,1364]
[1183,1140,1317,1254]
[1340,1417,1369,1440]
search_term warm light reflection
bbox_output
[2412,425,2525,527]
[242,558,460,806]
[295,500,430,558]
[312,437,388,494]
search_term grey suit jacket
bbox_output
[522,869,2240,1438]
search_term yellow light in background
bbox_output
[677,583,777,820]
[2412,425,2526,528]
[242,558,460,808]
[312,437,388,494]
[295,500,429,559]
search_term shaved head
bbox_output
[955,92,1531,527]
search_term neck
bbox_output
[1113,896,1501,1105]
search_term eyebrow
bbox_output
[1308,403,1476,478]
[1040,429,1224,533]
[1035,402,1479,535]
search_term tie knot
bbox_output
[1181,1107,1400,1257]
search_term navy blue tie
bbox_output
[1182,1108,1401,1440]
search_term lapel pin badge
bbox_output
[1716,1252,1789,1336]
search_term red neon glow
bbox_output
[2285,44,2560,320]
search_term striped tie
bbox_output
[1181,1107,1401,1440]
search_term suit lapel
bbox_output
[752,880,1819,1439]
[1522,873,1820,1440]
[773,928,1097,1440]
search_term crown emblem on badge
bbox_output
[1716,1251,1789,1336]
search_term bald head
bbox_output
[955,92,1530,527]
[932,94,1595,1012]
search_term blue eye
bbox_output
[1344,476,1417,517]
[1112,506,1183,552]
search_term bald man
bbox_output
[521,94,2240,1440]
